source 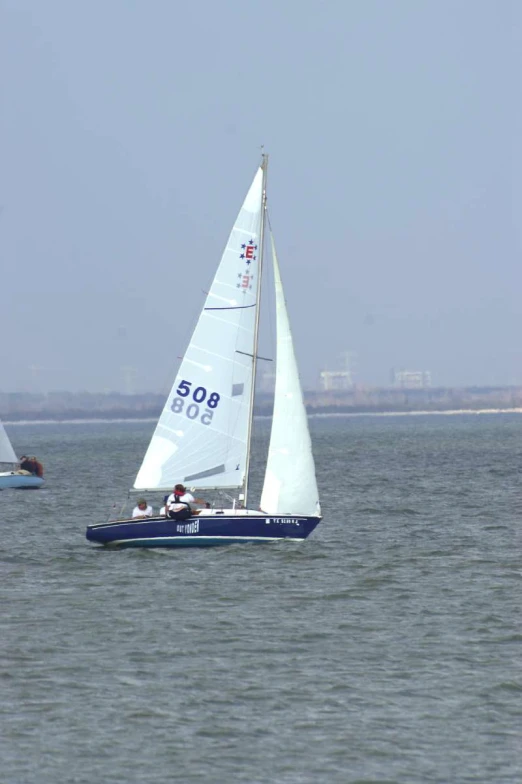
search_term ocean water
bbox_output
[1,414,521,784]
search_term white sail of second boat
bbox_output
[0,419,18,464]
[135,168,264,491]
[260,232,321,516]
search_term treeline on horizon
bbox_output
[1,386,521,421]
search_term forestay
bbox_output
[134,168,263,491]
[260,233,321,517]
[0,419,18,464]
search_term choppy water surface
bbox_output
[1,414,521,783]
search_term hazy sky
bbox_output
[1,0,520,393]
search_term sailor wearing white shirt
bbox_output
[132,498,154,518]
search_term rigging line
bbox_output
[236,350,273,362]
[244,153,268,508]
[263,206,277,365]
[204,304,256,311]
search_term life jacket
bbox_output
[168,493,191,521]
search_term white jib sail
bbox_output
[134,167,264,491]
[260,233,321,516]
[0,419,18,464]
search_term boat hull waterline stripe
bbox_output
[103,535,305,548]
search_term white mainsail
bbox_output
[135,168,264,491]
[260,233,321,516]
[0,419,18,464]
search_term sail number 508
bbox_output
[171,380,220,425]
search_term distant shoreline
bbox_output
[3,408,522,425]
[2,385,521,423]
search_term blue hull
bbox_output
[0,474,44,490]
[86,514,321,548]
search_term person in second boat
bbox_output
[165,484,208,520]
[132,498,153,518]
[19,456,44,477]
[19,456,32,474]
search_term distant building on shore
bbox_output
[319,370,353,391]
[392,369,432,389]
[320,351,355,391]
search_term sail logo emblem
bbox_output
[237,272,253,291]
[240,239,257,263]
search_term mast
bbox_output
[243,153,268,507]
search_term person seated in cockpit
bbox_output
[132,498,153,518]
[19,456,43,476]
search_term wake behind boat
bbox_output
[0,420,44,490]
[86,155,321,548]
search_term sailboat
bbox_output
[0,419,44,489]
[86,156,321,547]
